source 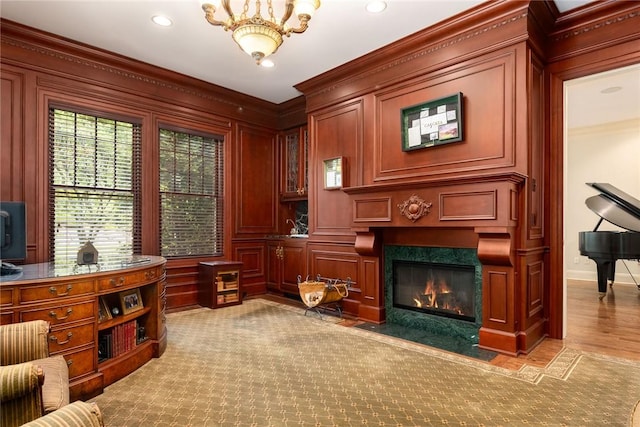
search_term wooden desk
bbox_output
[0,256,167,400]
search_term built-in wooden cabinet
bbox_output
[266,238,307,295]
[198,261,243,308]
[0,256,167,400]
[280,126,308,200]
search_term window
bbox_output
[159,128,224,257]
[49,108,142,264]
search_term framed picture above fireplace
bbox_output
[401,92,464,151]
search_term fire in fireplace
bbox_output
[393,260,475,322]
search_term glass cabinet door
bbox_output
[281,126,307,200]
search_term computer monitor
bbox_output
[0,201,27,262]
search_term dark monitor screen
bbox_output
[0,201,27,261]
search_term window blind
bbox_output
[159,128,224,257]
[48,108,142,263]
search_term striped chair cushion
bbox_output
[19,401,104,427]
[0,321,50,366]
[32,355,70,413]
[0,362,44,427]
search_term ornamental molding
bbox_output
[1,37,244,112]
[306,11,528,100]
[552,10,638,42]
[397,195,433,222]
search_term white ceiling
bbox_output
[1,0,638,129]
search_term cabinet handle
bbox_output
[49,308,73,320]
[110,277,125,286]
[49,284,72,296]
[66,359,73,366]
[49,332,73,345]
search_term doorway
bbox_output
[562,64,640,358]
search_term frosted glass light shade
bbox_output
[232,24,283,61]
[294,0,320,17]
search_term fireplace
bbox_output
[385,246,482,342]
[393,261,475,322]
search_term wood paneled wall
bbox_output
[2,0,639,352]
[295,0,640,354]
[0,20,288,311]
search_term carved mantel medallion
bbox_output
[398,195,432,222]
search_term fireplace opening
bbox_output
[393,260,475,322]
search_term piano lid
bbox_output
[585,183,640,233]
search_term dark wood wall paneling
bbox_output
[295,0,640,355]
[0,20,293,311]
[2,0,639,353]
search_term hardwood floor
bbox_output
[259,278,640,371]
[491,278,640,369]
[564,278,640,360]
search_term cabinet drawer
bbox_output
[48,322,94,353]
[20,280,94,303]
[98,267,162,292]
[1,288,14,307]
[20,300,95,326]
[62,346,95,380]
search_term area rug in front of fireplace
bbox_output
[91,299,640,426]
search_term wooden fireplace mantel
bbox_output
[345,172,525,237]
[344,172,541,356]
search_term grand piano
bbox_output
[578,182,640,299]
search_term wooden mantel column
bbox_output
[475,227,520,355]
[353,229,385,323]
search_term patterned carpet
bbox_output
[91,299,640,426]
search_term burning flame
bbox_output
[414,276,464,315]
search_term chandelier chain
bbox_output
[242,0,250,20]
[267,0,276,24]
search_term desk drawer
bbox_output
[1,288,14,307]
[62,346,95,380]
[48,322,94,353]
[98,267,162,292]
[20,300,95,326]
[20,280,94,303]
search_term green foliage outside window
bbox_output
[159,129,224,257]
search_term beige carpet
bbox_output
[91,299,640,426]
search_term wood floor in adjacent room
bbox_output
[491,279,640,370]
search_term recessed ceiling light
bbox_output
[260,59,275,68]
[366,1,387,13]
[152,15,173,27]
[600,86,622,94]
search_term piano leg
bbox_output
[593,258,613,300]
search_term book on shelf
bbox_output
[99,319,139,361]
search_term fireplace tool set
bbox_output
[297,274,352,318]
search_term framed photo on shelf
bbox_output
[98,297,112,322]
[119,288,144,315]
[401,92,464,151]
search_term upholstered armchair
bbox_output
[0,320,70,427]
[19,401,104,427]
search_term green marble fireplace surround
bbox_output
[384,245,482,344]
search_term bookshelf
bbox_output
[198,261,243,309]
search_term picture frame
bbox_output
[323,157,345,189]
[98,296,112,322]
[119,288,144,315]
[401,92,464,151]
